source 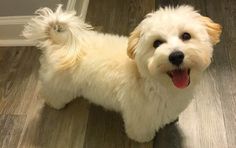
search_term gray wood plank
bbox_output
[179,71,228,148]
[86,0,129,36]
[0,47,40,115]
[205,0,236,147]
[127,0,155,32]
[0,114,26,148]
[19,99,90,148]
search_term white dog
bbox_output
[23,5,221,142]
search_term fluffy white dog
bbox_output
[23,5,221,142]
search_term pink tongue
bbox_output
[171,69,190,89]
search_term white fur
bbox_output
[23,5,221,142]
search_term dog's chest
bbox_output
[145,88,193,127]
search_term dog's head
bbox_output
[127,5,222,89]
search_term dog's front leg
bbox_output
[39,83,75,110]
[123,112,156,143]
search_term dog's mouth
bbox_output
[167,68,190,89]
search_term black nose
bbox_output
[169,51,184,66]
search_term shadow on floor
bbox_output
[154,121,184,148]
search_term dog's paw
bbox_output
[126,128,155,143]
[128,132,155,143]
[44,100,66,110]
[172,117,179,124]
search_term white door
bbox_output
[0,0,89,46]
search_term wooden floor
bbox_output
[0,0,235,147]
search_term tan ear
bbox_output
[127,26,141,59]
[200,16,222,45]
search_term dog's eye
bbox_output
[181,32,191,41]
[153,40,163,48]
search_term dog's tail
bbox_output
[23,4,92,47]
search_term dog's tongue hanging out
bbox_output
[169,69,190,89]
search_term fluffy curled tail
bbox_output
[23,4,92,47]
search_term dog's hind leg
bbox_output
[40,82,76,109]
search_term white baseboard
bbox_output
[0,0,89,47]
[0,16,33,25]
[0,39,34,46]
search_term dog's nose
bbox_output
[169,51,184,66]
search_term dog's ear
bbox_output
[200,16,222,45]
[127,26,141,59]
